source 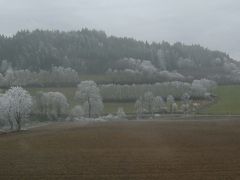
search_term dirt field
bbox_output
[1,118,240,179]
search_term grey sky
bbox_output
[0,0,239,60]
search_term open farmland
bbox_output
[1,117,240,179]
[204,85,240,115]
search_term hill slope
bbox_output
[0,29,239,83]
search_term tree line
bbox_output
[0,81,104,131]
[0,29,239,84]
[0,80,215,131]
[100,79,216,101]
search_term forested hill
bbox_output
[0,29,239,83]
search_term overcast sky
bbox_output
[0,0,239,60]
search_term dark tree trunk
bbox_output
[15,114,21,131]
[8,117,13,130]
[16,120,21,131]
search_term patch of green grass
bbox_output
[205,85,240,115]
[104,102,135,114]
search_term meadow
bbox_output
[204,85,240,115]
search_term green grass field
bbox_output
[103,102,135,114]
[205,85,240,115]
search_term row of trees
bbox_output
[0,82,129,131]
[35,91,69,120]
[106,69,186,84]
[0,66,79,87]
[0,29,238,84]
[134,92,192,118]
[0,81,104,131]
[0,80,216,131]
[108,57,240,84]
[35,81,104,120]
[100,79,216,101]
[0,63,188,87]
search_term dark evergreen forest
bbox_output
[0,29,235,75]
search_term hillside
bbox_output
[0,29,240,84]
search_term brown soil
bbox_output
[0,118,240,179]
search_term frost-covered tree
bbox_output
[181,103,190,114]
[116,107,126,119]
[167,95,175,113]
[181,93,190,104]
[100,81,194,102]
[135,98,144,119]
[75,81,104,118]
[172,103,178,113]
[153,96,165,113]
[140,60,157,74]
[143,91,154,114]
[69,105,84,121]
[223,62,239,73]
[5,69,15,86]
[45,92,69,120]
[51,66,79,84]
[0,66,80,87]
[181,93,191,113]
[114,58,157,75]
[35,91,69,120]
[4,87,32,131]
[191,79,216,97]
